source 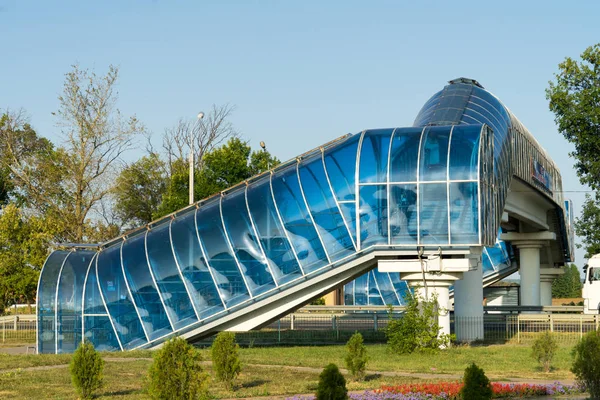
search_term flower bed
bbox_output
[286,381,582,400]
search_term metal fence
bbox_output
[1,319,36,344]
[7,310,600,349]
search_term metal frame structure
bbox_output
[37,78,573,353]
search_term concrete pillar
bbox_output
[500,232,556,308]
[454,259,484,342]
[518,242,543,306]
[540,267,565,306]
[401,273,460,341]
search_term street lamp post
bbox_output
[189,112,204,205]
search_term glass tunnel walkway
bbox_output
[37,78,573,353]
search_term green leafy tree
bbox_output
[316,363,348,400]
[571,330,600,399]
[70,340,104,400]
[386,291,450,354]
[576,193,600,259]
[147,336,208,400]
[0,204,56,312]
[547,44,600,258]
[155,137,279,218]
[552,264,583,298]
[531,331,558,372]
[114,153,167,227]
[460,363,492,400]
[345,332,368,381]
[211,332,241,390]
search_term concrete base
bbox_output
[454,260,484,342]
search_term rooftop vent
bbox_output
[448,77,484,89]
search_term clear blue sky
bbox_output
[1,0,598,267]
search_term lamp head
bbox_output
[197,112,205,120]
[260,141,266,150]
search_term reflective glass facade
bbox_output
[38,79,573,353]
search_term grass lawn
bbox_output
[0,343,578,398]
[0,358,422,399]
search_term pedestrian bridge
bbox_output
[37,78,573,353]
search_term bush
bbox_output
[571,330,600,399]
[531,331,558,372]
[460,362,492,400]
[147,336,208,400]
[70,340,104,400]
[386,291,450,354]
[211,332,241,390]
[344,332,368,381]
[316,363,348,400]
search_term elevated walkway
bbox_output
[37,78,573,353]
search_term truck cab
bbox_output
[583,254,600,314]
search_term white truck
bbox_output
[583,254,600,314]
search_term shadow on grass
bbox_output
[364,373,381,382]
[99,388,140,397]
[242,379,269,388]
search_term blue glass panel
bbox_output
[83,257,106,315]
[299,157,354,261]
[354,273,368,305]
[121,233,172,340]
[367,272,384,305]
[343,281,354,305]
[222,189,276,296]
[359,129,394,183]
[389,184,418,244]
[38,251,70,354]
[170,209,224,319]
[97,244,147,349]
[389,273,410,305]
[389,127,423,183]
[197,199,250,308]
[359,185,388,247]
[56,251,95,353]
[449,125,481,180]
[82,259,120,351]
[419,183,448,245]
[482,248,495,275]
[146,223,197,329]
[339,202,357,244]
[373,271,399,305]
[272,167,327,273]
[246,177,303,285]
[419,126,451,181]
[450,182,479,244]
[83,316,120,352]
[324,134,360,201]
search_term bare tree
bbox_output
[162,104,238,176]
[54,64,144,242]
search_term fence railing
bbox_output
[1,319,36,344]
[8,310,599,349]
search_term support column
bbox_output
[400,272,460,340]
[500,232,556,308]
[540,267,564,306]
[518,242,542,306]
[454,255,484,342]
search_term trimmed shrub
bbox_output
[316,363,348,400]
[460,362,492,400]
[531,331,558,372]
[386,291,450,354]
[345,332,368,381]
[70,340,104,400]
[211,332,241,390]
[571,330,600,398]
[147,336,208,400]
